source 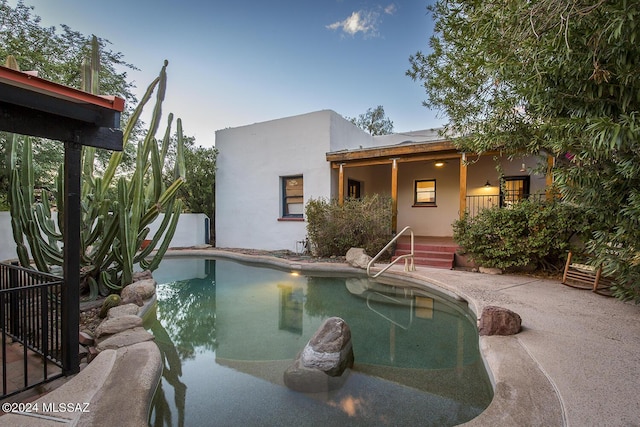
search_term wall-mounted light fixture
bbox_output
[519,163,526,172]
[484,180,491,187]
[435,161,446,167]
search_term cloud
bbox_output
[326,9,381,37]
[384,3,397,15]
[326,4,397,38]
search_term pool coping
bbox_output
[0,248,565,426]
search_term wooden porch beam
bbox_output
[330,152,461,169]
[326,140,455,162]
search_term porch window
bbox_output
[282,175,304,218]
[348,178,362,199]
[414,179,436,206]
[501,176,530,207]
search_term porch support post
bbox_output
[391,158,398,233]
[338,163,345,206]
[62,139,81,376]
[545,155,554,200]
[459,153,467,218]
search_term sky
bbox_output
[10,0,443,147]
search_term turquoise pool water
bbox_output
[145,258,492,426]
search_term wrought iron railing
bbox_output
[465,193,547,218]
[0,262,64,398]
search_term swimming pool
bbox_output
[145,257,492,426]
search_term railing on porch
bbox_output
[0,262,64,399]
[465,193,547,218]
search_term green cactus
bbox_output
[99,294,121,318]
[7,38,186,299]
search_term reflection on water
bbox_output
[146,259,492,426]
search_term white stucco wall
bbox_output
[0,212,208,263]
[396,161,461,236]
[216,110,366,251]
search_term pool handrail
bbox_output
[367,226,416,278]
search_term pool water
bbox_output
[145,258,492,426]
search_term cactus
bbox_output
[7,38,186,299]
[99,294,121,318]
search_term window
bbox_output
[414,179,436,206]
[282,175,303,218]
[500,176,530,207]
[347,179,362,199]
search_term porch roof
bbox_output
[326,138,461,168]
[0,65,125,150]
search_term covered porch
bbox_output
[327,138,552,237]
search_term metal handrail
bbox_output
[367,226,416,278]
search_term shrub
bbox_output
[305,194,393,258]
[453,199,589,271]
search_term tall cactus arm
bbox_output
[20,138,35,209]
[34,204,62,240]
[55,165,64,235]
[175,118,186,180]
[140,199,182,271]
[101,61,167,194]
[160,113,174,163]
[117,178,134,287]
[134,198,175,264]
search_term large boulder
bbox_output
[478,306,522,336]
[346,248,372,269]
[284,317,354,392]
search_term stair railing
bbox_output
[367,226,415,278]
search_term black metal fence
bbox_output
[465,193,547,218]
[0,262,64,399]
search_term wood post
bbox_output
[338,163,344,206]
[459,153,467,218]
[62,140,81,376]
[391,158,398,233]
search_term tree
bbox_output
[161,133,217,243]
[348,105,394,135]
[0,0,139,200]
[407,0,640,301]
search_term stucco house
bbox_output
[215,110,550,257]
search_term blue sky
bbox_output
[12,0,442,147]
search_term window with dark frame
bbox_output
[282,175,304,218]
[414,179,436,206]
[347,178,361,199]
[500,176,530,207]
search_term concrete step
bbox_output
[392,242,457,269]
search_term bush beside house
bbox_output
[305,195,393,258]
[453,199,588,271]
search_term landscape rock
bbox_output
[95,315,143,339]
[284,317,354,392]
[121,292,144,307]
[478,306,522,336]
[107,303,140,319]
[346,248,372,269]
[479,266,503,275]
[96,327,154,351]
[121,278,156,302]
[132,270,154,281]
[79,331,94,346]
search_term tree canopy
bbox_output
[408,0,640,301]
[347,105,394,135]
